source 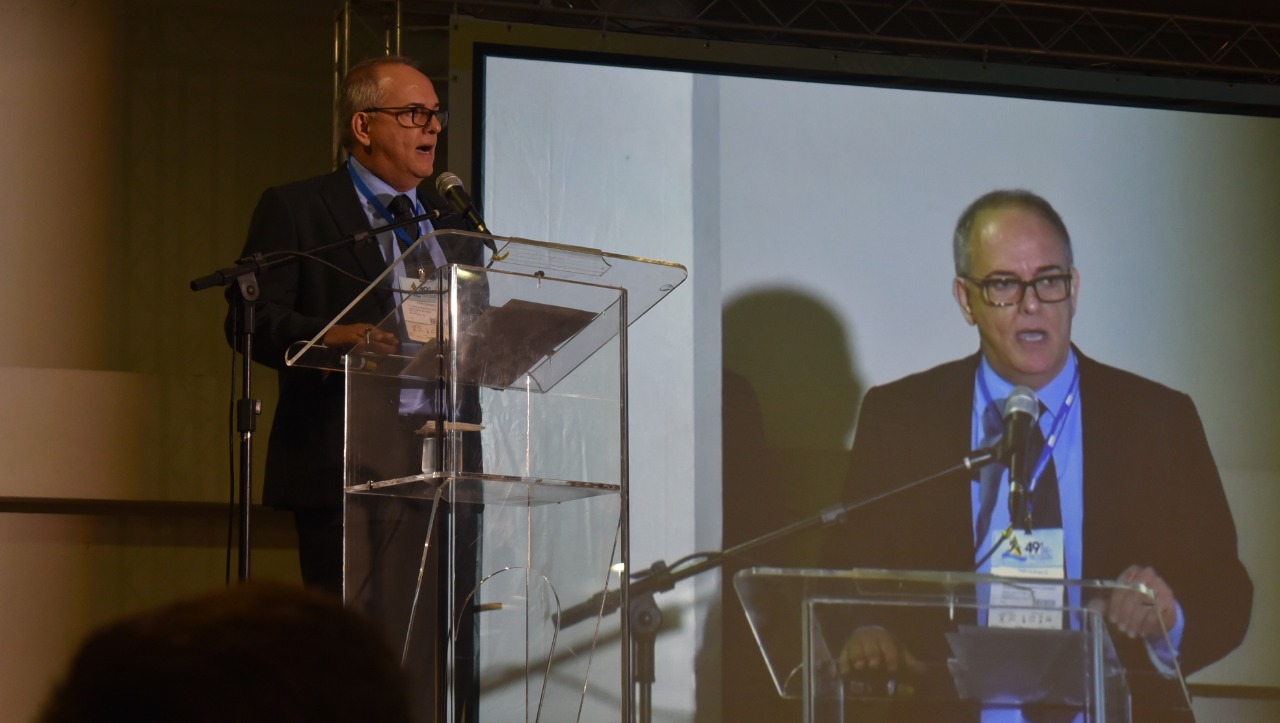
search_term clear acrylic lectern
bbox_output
[287,230,686,722]
[735,567,1192,722]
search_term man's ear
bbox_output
[1068,266,1081,317]
[953,277,976,325]
[350,112,372,147]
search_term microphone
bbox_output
[435,171,498,256]
[1001,386,1040,533]
[435,171,490,234]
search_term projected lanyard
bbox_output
[974,364,1080,573]
[346,162,447,273]
[978,366,1081,632]
[978,365,1079,508]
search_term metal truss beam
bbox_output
[351,0,1280,84]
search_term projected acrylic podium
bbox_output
[735,567,1192,722]
[287,230,686,722]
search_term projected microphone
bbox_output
[435,171,490,234]
[1002,386,1040,533]
[962,386,1040,473]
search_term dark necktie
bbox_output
[974,400,1063,548]
[387,193,420,239]
[1027,406,1062,528]
[386,194,422,274]
[387,194,420,235]
[974,401,1005,547]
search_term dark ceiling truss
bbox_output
[381,0,1280,84]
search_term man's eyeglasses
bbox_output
[362,106,449,130]
[960,273,1073,306]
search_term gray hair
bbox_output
[952,189,1072,276]
[337,55,419,151]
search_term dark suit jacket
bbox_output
[822,349,1252,683]
[225,164,478,510]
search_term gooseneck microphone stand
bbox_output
[188,210,440,581]
[556,451,1003,723]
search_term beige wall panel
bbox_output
[0,369,160,499]
[0,0,120,370]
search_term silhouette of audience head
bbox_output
[40,581,412,723]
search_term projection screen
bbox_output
[455,22,1280,718]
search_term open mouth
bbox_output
[1017,330,1047,343]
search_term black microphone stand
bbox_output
[556,453,1003,723]
[189,210,439,581]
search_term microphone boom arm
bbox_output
[553,455,994,629]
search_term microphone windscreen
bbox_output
[435,171,464,196]
[1004,386,1040,420]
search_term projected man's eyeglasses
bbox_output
[960,273,1073,306]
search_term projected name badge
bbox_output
[989,528,1066,630]
[398,276,439,344]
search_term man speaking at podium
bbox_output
[226,54,486,720]
[227,55,479,594]
[821,189,1252,721]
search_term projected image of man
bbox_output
[821,189,1252,722]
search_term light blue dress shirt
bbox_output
[968,350,1183,722]
[346,156,436,416]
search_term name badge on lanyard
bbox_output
[398,276,439,343]
[989,527,1065,629]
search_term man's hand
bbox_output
[836,625,928,678]
[1089,564,1179,640]
[323,323,398,355]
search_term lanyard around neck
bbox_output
[977,364,1080,492]
[346,162,421,248]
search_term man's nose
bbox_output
[1018,284,1041,313]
